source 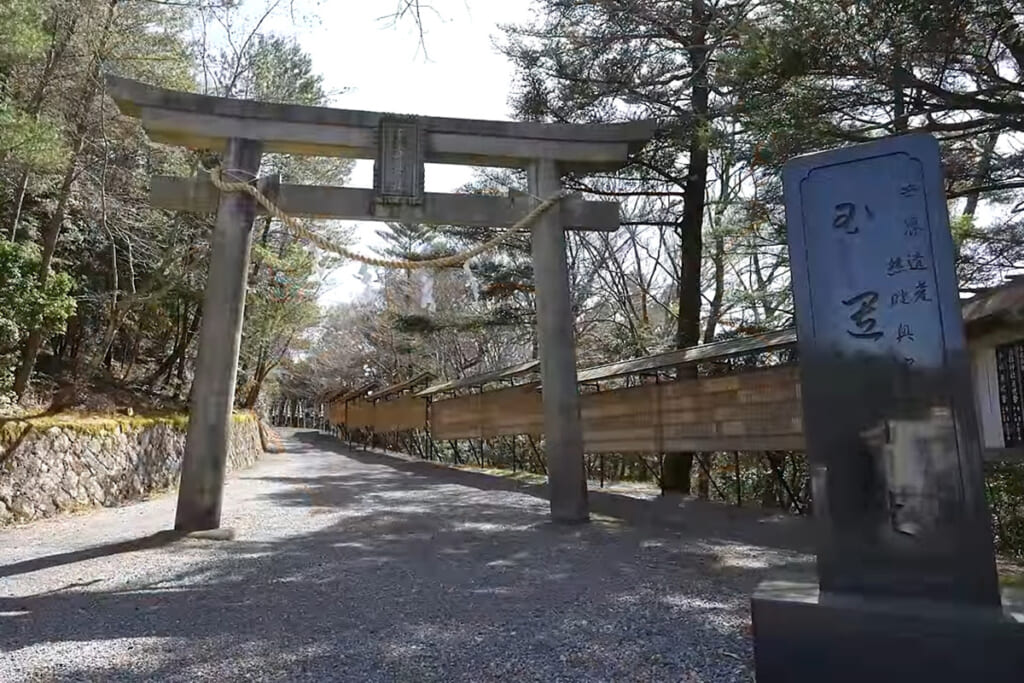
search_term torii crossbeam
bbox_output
[106,75,656,530]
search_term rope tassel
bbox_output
[202,163,566,271]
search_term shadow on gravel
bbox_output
[292,430,814,554]
[0,530,185,579]
[1,430,815,681]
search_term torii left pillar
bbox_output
[175,138,263,531]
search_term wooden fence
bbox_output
[374,396,429,433]
[346,400,376,429]
[424,365,803,453]
[580,366,803,453]
[432,384,543,439]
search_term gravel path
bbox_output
[1,430,812,682]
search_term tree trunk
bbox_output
[703,233,725,344]
[251,215,273,280]
[147,303,199,388]
[662,0,710,495]
[661,452,694,494]
[121,332,141,381]
[243,372,266,409]
[243,348,269,409]
[175,308,201,389]
[762,453,781,508]
[7,6,81,241]
[13,148,82,397]
[696,454,710,499]
[962,132,999,219]
[13,0,120,398]
[55,314,79,365]
[702,155,731,344]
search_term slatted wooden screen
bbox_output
[584,365,803,453]
[374,396,428,432]
[580,383,661,452]
[432,384,543,439]
[429,366,803,452]
[347,400,375,428]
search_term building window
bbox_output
[995,341,1024,447]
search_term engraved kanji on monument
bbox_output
[783,133,999,605]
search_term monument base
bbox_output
[751,580,1024,682]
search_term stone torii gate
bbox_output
[106,76,656,531]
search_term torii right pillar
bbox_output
[529,158,589,523]
[752,133,1024,681]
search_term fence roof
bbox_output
[333,382,378,404]
[372,372,435,401]
[575,329,798,384]
[417,360,540,397]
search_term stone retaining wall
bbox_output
[0,414,263,526]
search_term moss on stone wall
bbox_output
[0,411,264,526]
[0,410,258,445]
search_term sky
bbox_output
[217,2,1012,312]
[261,0,536,305]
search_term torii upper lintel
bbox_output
[105,75,657,172]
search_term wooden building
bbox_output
[963,276,1024,461]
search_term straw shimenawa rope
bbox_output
[204,163,567,270]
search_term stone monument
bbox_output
[752,133,1024,681]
